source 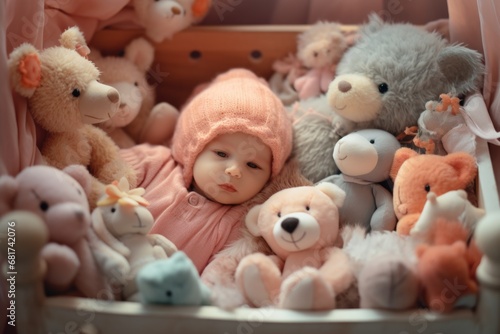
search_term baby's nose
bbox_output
[225,165,241,178]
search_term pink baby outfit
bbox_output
[121,145,246,273]
[121,68,293,273]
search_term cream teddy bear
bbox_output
[235,183,355,310]
[89,177,177,301]
[90,38,179,148]
[7,26,137,206]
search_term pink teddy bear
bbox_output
[0,165,111,299]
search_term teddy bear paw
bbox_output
[235,254,281,307]
[141,102,180,144]
[280,267,336,310]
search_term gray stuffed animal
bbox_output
[292,13,484,183]
[320,129,400,232]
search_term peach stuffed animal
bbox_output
[0,165,111,299]
[89,38,179,148]
[7,26,136,207]
[390,148,477,235]
[235,183,354,310]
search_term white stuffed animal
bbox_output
[89,177,177,301]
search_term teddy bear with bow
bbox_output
[0,165,111,299]
[235,183,355,310]
[89,37,179,148]
[7,26,137,206]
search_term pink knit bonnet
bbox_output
[172,68,293,185]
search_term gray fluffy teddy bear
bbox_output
[292,14,484,183]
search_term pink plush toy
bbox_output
[235,183,354,310]
[293,21,349,100]
[0,165,111,299]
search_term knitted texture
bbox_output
[172,68,293,185]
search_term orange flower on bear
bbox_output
[18,53,41,88]
[192,0,211,18]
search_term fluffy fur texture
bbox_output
[291,14,484,183]
[90,38,179,149]
[7,26,137,207]
[0,165,111,299]
[390,148,478,235]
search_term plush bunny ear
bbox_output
[245,204,263,237]
[389,147,419,181]
[59,26,90,57]
[7,43,41,97]
[316,182,346,208]
[124,37,154,72]
[0,175,18,217]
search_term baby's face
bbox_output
[192,132,272,204]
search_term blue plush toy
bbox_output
[320,129,400,232]
[136,251,212,305]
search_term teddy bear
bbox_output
[290,13,484,183]
[89,37,179,149]
[137,251,212,305]
[88,177,178,301]
[389,147,478,235]
[0,165,112,299]
[7,26,137,207]
[132,0,212,43]
[320,129,400,232]
[235,183,356,310]
[292,21,349,101]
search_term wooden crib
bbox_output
[3,25,500,334]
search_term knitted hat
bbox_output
[172,68,293,185]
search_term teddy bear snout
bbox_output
[281,217,299,234]
[107,89,119,103]
[337,80,352,93]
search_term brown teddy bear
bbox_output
[235,183,355,310]
[7,26,136,206]
[89,38,179,149]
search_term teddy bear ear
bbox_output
[124,37,155,72]
[444,152,478,187]
[437,44,484,95]
[0,175,19,217]
[389,147,419,181]
[245,204,263,237]
[362,13,385,35]
[63,165,93,198]
[7,43,41,97]
[59,26,90,57]
[316,182,346,208]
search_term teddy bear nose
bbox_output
[172,6,182,15]
[338,80,352,93]
[281,217,299,234]
[107,89,120,103]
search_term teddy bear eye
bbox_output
[424,184,431,192]
[40,201,49,212]
[134,82,139,87]
[306,206,310,211]
[111,207,116,213]
[370,139,375,144]
[277,212,281,218]
[378,83,389,94]
[72,88,81,97]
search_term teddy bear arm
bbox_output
[84,125,137,187]
[320,67,336,93]
[88,230,131,283]
[41,243,80,292]
[370,184,397,232]
[396,213,421,236]
[41,133,90,168]
[138,102,179,145]
[319,248,355,295]
[147,234,178,257]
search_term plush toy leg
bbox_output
[358,256,419,310]
[140,102,179,145]
[280,267,336,310]
[41,243,80,293]
[235,253,281,307]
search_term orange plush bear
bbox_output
[390,148,477,235]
